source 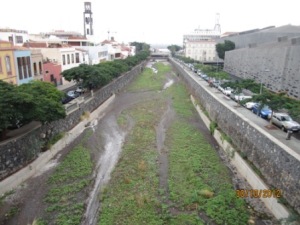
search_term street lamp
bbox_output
[260,69,270,94]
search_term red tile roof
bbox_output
[23,42,48,48]
[67,36,87,40]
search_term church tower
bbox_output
[83,2,93,37]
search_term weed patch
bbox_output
[166,83,250,225]
[128,63,170,92]
[98,100,166,225]
[42,144,93,225]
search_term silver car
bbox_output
[270,112,300,132]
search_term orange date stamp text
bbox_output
[236,189,282,198]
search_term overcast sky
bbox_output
[1,0,299,46]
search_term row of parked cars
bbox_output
[62,86,86,104]
[194,67,300,133]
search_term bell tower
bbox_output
[83,2,93,37]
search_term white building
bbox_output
[184,40,218,62]
[183,14,221,62]
[79,45,109,64]
[0,28,29,46]
[27,43,88,84]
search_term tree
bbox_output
[17,81,66,124]
[0,80,66,139]
[167,45,182,56]
[61,50,150,90]
[216,40,235,60]
[130,42,150,53]
[251,92,287,122]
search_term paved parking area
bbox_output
[186,68,300,156]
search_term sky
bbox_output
[1,0,299,46]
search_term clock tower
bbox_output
[83,2,93,37]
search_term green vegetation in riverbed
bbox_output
[42,131,93,225]
[99,100,166,225]
[128,62,170,92]
[99,63,249,225]
[166,83,249,225]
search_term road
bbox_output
[182,64,300,156]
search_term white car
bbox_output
[223,87,234,96]
[270,112,300,132]
[244,102,257,109]
[234,93,252,102]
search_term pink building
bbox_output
[43,61,62,86]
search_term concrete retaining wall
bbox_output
[191,95,289,219]
[0,62,146,181]
[170,58,300,214]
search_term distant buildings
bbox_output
[183,14,221,62]
[0,28,29,46]
[0,2,136,87]
[220,25,300,99]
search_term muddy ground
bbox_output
[0,61,278,225]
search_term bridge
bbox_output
[150,52,170,59]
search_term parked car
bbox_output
[67,90,80,98]
[212,80,221,88]
[76,86,86,94]
[61,95,76,104]
[234,93,252,102]
[217,84,225,93]
[252,104,272,119]
[223,87,234,96]
[270,112,300,132]
[244,101,257,110]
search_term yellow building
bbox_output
[0,40,17,84]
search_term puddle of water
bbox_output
[82,117,126,225]
[163,79,174,90]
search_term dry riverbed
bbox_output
[0,61,278,225]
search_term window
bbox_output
[17,57,23,80]
[8,36,13,43]
[67,54,70,64]
[45,70,49,74]
[75,53,80,63]
[22,57,28,78]
[0,57,2,74]
[5,56,12,75]
[16,36,23,44]
[62,55,66,65]
[27,57,32,77]
[39,62,42,74]
[33,62,37,75]
[71,54,74,63]
[87,28,89,35]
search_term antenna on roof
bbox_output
[214,13,221,33]
[107,30,110,40]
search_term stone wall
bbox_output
[0,62,146,181]
[170,58,300,214]
[223,37,300,99]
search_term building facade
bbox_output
[184,40,218,62]
[14,49,34,85]
[183,20,221,62]
[0,41,17,84]
[224,36,300,99]
[43,61,62,86]
[31,49,44,81]
[0,28,29,46]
